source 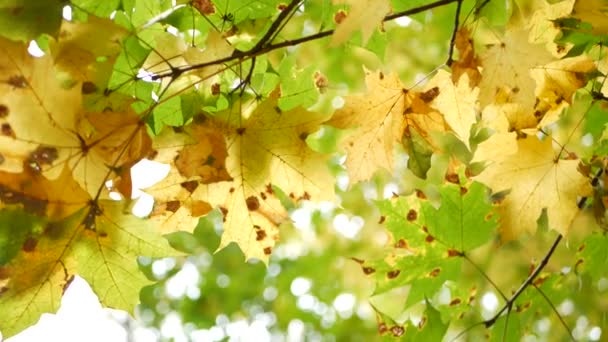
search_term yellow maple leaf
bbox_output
[148,92,335,262]
[426,70,479,148]
[451,27,481,85]
[531,55,596,127]
[50,16,127,82]
[0,38,80,173]
[474,135,591,239]
[572,0,608,34]
[330,70,451,182]
[0,37,151,199]
[477,26,559,133]
[328,70,407,183]
[330,0,391,46]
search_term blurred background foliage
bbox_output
[4,0,607,340]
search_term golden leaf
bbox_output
[475,135,591,239]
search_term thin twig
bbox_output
[533,284,576,341]
[249,0,303,52]
[483,234,563,328]
[463,253,509,302]
[446,0,463,66]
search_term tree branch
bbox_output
[483,234,562,328]
[150,0,460,81]
[446,0,463,66]
[249,0,303,52]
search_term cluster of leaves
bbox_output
[1,0,608,340]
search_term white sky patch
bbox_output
[589,326,602,341]
[297,294,316,311]
[152,257,176,279]
[62,6,73,21]
[582,133,593,147]
[481,292,499,312]
[160,312,186,341]
[333,214,364,239]
[331,96,345,109]
[166,25,179,36]
[287,319,305,341]
[363,185,378,200]
[129,159,171,217]
[216,274,230,288]
[263,286,278,301]
[333,293,356,319]
[5,277,128,342]
[395,16,413,27]
[383,183,399,198]
[166,262,200,299]
[27,40,45,57]
[558,299,574,316]
[291,208,312,230]
[290,277,312,296]
[137,68,160,83]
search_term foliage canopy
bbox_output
[1,0,608,340]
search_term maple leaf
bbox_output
[330,0,391,46]
[451,27,481,86]
[425,70,479,149]
[148,92,334,262]
[474,135,592,239]
[572,0,608,34]
[0,201,176,337]
[0,37,151,198]
[50,16,127,83]
[328,70,407,182]
[478,27,554,127]
[144,122,230,234]
[530,55,596,127]
[330,70,450,181]
[0,37,81,174]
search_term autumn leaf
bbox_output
[572,0,608,34]
[530,55,596,127]
[0,37,81,174]
[328,70,407,183]
[330,70,452,181]
[0,37,151,198]
[451,27,481,85]
[0,201,177,337]
[474,135,591,239]
[330,0,391,46]
[478,27,554,128]
[425,70,479,149]
[50,16,127,83]
[148,92,334,262]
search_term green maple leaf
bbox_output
[422,182,498,252]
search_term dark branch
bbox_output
[446,0,464,66]
[249,0,303,52]
[150,0,460,80]
[483,234,563,328]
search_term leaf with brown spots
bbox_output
[148,91,334,262]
